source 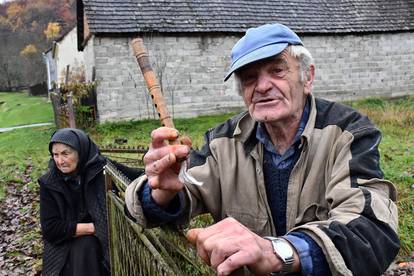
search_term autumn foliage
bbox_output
[43,22,61,40]
[20,43,38,58]
[0,0,76,89]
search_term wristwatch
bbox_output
[264,236,295,275]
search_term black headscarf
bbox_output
[48,128,106,175]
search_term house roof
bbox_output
[79,0,414,35]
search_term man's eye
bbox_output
[271,67,286,77]
[241,74,256,85]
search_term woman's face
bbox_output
[51,143,79,174]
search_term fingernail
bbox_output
[172,129,179,138]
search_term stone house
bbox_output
[76,0,414,122]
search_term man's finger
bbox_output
[144,145,189,165]
[217,251,249,276]
[148,175,160,189]
[187,228,212,265]
[186,228,203,245]
[146,153,177,175]
[150,127,179,148]
[179,135,192,147]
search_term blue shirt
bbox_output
[256,98,330,276]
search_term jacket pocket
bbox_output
[224,209,269,236]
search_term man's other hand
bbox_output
[186,217,284,276]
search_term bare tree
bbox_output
[150,44,180,117]
[0,53,22,90]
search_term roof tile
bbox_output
[81,0,414,34]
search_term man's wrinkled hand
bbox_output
[186,217,282,276]
[143,127,190,206]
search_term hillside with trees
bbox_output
[0,0,76,91]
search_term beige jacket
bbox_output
[126,95,399,276]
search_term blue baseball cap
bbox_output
[224,23,303,81]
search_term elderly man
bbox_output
[126,23,399,275]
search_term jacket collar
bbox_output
[233,111,259,154]
[301,94,317,146]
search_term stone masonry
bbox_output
[87,32,414,122]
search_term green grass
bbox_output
[90,112,238,148]
[0,92,413,260]
[0,126,53,200]
[0,91,53,128]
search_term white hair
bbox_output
[233,45,314,95]
[288,45,314,83]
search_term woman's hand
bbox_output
[75,223,95,237]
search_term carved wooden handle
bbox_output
[131,38,175,128]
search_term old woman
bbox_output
[39,128,142,276]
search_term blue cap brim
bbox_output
[224,42,288,81]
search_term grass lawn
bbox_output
[0,91,53,128]
[0,92,413,260]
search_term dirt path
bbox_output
[0,122,52,133]
[0,164,42,276]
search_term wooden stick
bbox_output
[131,38,175,128]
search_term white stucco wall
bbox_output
[88,31,414,122]
[55,27,85,83]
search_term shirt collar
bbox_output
[256,96,310,153]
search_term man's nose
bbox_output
[255,73,272,93]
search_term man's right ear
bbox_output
[304,65,315,95]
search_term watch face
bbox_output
[275,240,294,257]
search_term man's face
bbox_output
[236,51,313,124]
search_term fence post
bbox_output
[67,92,76,128]
[50,92,61,128]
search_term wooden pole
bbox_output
[131,38,175,129]
[67,92,76,128]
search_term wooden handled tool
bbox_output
[131,37,202,186]
[131,37,175,129]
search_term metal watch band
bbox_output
[264,236,294,275]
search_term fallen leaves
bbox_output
[0,163,42,276]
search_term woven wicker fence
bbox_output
[104,162,214,276]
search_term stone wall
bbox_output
[89,31,414,122]
[306,32,414,101]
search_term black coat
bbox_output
[39,158,143,276]
[40,128,143,276]
[40,128,144,275]
[40,159,101,275]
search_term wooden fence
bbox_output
[104,161,214,276]
[50,92,77,128]
[49,85,97,129]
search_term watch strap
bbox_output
[264,236,295,275]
